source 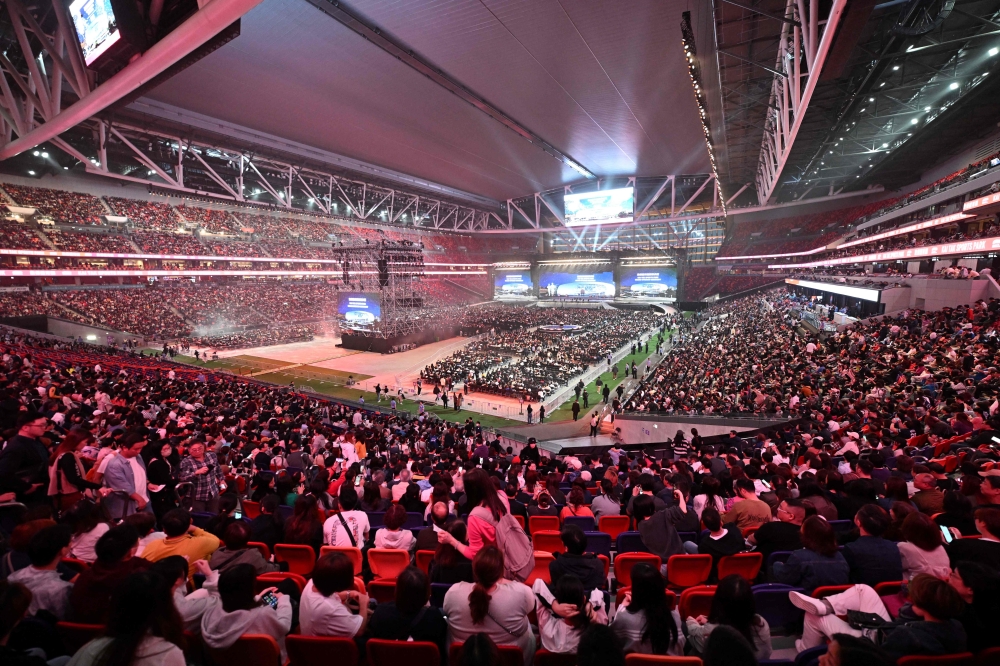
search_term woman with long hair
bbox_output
[369,566,447,656]
[360,480,390,512]
[772,515,849,594]
[66,571,185,666]
[685,574,772,661]
[899,512,951,580]
[431,520,474,584]
[65,499,110,564]
[282,494,324,554]
[145,442,179,521]
[438,469,507,561]
[49,429,102,511]
[611,562,683,654]
[442,546,535,664]
[692,476,726,520]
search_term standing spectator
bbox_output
[102,432,152,519]
[47,429,101,511]
[0,412,51,506]
[145,441,179,521]
[179,442,224,513]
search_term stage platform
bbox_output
[537,434,614,456]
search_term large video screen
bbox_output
[494,271,533,298]
[69,0,120,66]
[564,187,634,227]
[337,293,381,329]
[620,267,677,299]
[539,270,615,299]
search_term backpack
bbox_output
[471,506,535,582]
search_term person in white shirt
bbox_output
[322,487,369,547]
[391,469,412,502]
[200,563,293,661]
[532,576,606,653]
[300,552,371,637]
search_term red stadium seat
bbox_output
[368,639,440,666]
[274,544,316,577]
[666,555,712,589]
[717,553,763,581]
[206,634,282,666]
[678,586,716,620]
[320,546,363,575]
[532,531,566,554]
[368,548,410,579]
[529,516,560,535]
[614,553,661,588]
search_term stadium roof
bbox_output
[136,0,714,203]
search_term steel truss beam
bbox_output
[60,120,497,232]
[0,0,264,159]
[754,0,849,204]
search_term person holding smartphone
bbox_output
[200,562,294,661]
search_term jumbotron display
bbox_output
[494,271,533,298]
[563,187,634,226]
[539,269,615,298]
[69,0,121,65]
[619,266,677,299]
[337,293,381,329]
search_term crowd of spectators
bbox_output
[422,307,665,400]
[130,231,207,256]
[177,206,236,234]
[51,288,192,338]
[188,326,315,350]
[0,290,88,323]
[0,220,45,250]
[44,230,137,254]
[3,185,108,226]
[104,198,180,231]
[0,303,999,666]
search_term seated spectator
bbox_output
[527,492,559,518]
[124,512,164,557]
[149,556,213,633]
[141,508,221,577]
[204,493,241,539]
[443,546,535,664]
[634,494,683,574]
[685,574,772,661]
[879,477,913,513]
[0,519,75,581]
[948,562,1000,652]
[532,574,606,653]
[899,512,951,580]
[416,501,453,552]
[369,565,447,655]
[249,494,285,551]
[792,574,967,660]
[610,562,684,655]
[65,500,109,563]
[948,507,1000,569]
[721,479,771,530]
[69,524,150,622]
[885,501,917,542]
[374,504,416,552]
[300,552,371,637]
[322,487,369,548]
[210,521,284,575]
[200,563,293,661]
[818,634,892,666]
[548,525,605,592]
[283,494,325,554]
[559,487,593,522]
[400,482,427,513]
[430,520,474,585]
[7,525,73,620]
[460,633,505,666]
[912,474,945,515]
[590,480,621,521]
[695,506,746,582]
[66,570,185,666]
[692,476,727,520]
[0,579,55,666]
[749,498,805,565]
[842,504,902,587]
[703,625,759,666]
[772,515,849,593]
[934,491,978,536]
[360,481,391,512]
[663,481,699,533]
[579,624,626,666]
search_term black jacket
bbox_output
[549,552,606,591]
[880,620,967,661]
[0,434,49,496]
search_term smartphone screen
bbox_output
[261,592,279,609]
[234,510,243,520]
[354,475,363,487]
[940,525,954,544]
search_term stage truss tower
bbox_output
[335,240,426,339]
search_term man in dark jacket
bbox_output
[0,412,51,506]
[248,494,284,551]
[414,501,454,552]
[842,504,902,586]
[750,498,806,566]
[634,495,683,565]
[548,526,605,592]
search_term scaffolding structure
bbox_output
[334,240,427,339]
